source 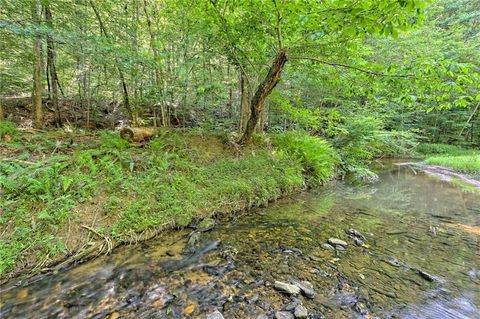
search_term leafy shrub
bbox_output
[272,131,338,184]
[332,116,416,180]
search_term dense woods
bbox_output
[1,0,480,305]
[1,0,479,145]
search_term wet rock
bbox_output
[418,270,436,282]
[321,243,335,251]
[206,310,225,319]
[346,228,365,239]
[197,218,215,232]
[292,281,315,299]
[283,298,300,311]
[256,315,269,319]
[274,281,300,296]
[328,238,348,247]
[354,238,364,247]
[282,247,303,255]
[275,311,294,319]
[294,305,308,319]
[354,301,369,315]
[202,262,235,276]
[185,232,201,253]
[385,256,402,267]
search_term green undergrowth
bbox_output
[425,154,480,176]
[416,143,480,177]
[0,129,338,277]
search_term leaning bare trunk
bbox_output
[239,49,288,144]
[32,0,43,129]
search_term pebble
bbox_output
[346,228,365,239]
[206,310,224,319]
[294,305,308,318]
[275,311,294,319]
[418,270,436,282]
[354,238,364,247]
[328,238,348,247]
[292,281,315,299]
[321,243,335,251]
[274,281,301,296]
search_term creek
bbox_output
[1,162,479,318]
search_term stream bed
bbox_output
[1,163,479,318]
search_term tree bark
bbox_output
[32,0,43,129]
[45,5,62,127]
[239,48,288,144]
[238,72,250,134]
[0,98,4,121]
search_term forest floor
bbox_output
[0,128,337,282]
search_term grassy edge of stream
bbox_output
[1,129,339,282]
[1,128,479,284]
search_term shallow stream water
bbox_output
[1,162,479,318]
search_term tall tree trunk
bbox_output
[0,98,4,121]
[32,0,43,129]
[45,6,62,127]
[238,72,250,134]
[239,48,288,144]
[89,0,134,124]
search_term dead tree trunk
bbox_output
[239,49,288,144]
[120,127,157,142]
[32,0,43,129]
[45,6,62,127]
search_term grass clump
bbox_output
[425,154,480,176]
[416,143,473,156]
[272,131,338,185]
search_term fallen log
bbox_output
[120,127,157,142]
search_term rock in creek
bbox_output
[346,228,365,239]
[274,281,301,296]
[354,238,364,247]
[294,305,308,319]
[185,232,201,253]
[206,310,224,319]
[197,218,216,232]
[321,243,335,251]
[328,238,348,247]
[292,280,315,299]
[418,270,436,282]
[275,311,294,319]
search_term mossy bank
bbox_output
[0,129,338,281]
